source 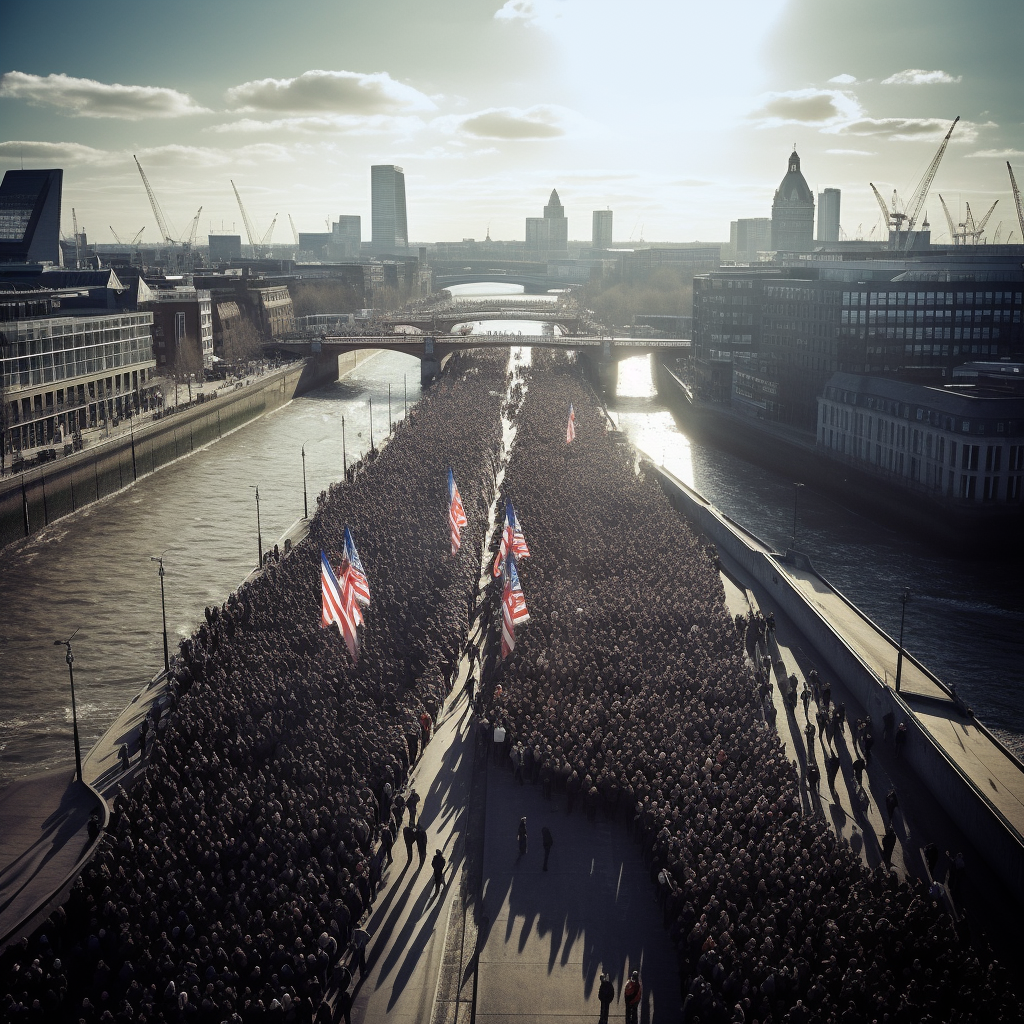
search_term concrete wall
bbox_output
[650,462,1024,906]
[0,353,343,551]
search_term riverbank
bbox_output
[0,349,372,553]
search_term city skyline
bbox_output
[1,0,1022,245]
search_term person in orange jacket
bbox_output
[623,970,642,1023]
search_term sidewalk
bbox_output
[351,690,476,1024]
[475,765,678,1024]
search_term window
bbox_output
[960,475,977,499]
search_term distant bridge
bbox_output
[381,305,587,335]
[434,272,556,292]
[270,333,690,384]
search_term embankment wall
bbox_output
[0,351,358,551]
[650,462,1024,908]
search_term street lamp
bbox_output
[791,482,804,549]
[54,630,83,783]
[388,383,392,434]
[341,415,347,477]
[404,374,408,418]
[250,484,263,569]
[368,397,374,451]
[150,554,169,673]
[894,588,910,693]
[301,442,309,519]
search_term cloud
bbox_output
[826,116,984,141]
[966,148,1024,159]
[881,69,961,86]
[443,105,569,140]
[494,0,538,22]
[207,114,426,136]
[225,70,435,116]
[826,148,875,156]
[751,89,861,126]
[828,74,857,85]
[0,71,209,119]
[0,140,114,165]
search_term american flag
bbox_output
[321,550,359,662]
[501,553,530,659]
[566,403,576,444]
[492,499,530,577]
[343,526,371,607]
[448,468,468,555]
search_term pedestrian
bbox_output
[512,743,525,785]
[807,760,820,791]
[403,824,415,863]
[118,743,130,772]
[804,720,816,751]
[380,822,394,865]
[493,722,506,765]
[821,680,832,710]
[624,970,642,1024]
[598,973,615,1022]
[431,848,446,896]
[420,711,432,747]
[407,788,421,826]
[566,770,581,814]
[800,684,811,721]
[415,825,428,867]
[895,721,908,758]
[863,730,874,765]
[541,826,553,871]
[335,983,353,1024]
[517,816,528,858]
[351,927,369,978]
[881,829,897,866]
[852,756,865,789]
[834,702,846,736]
[885,789,899,824]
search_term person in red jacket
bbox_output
[623,970,642,1023]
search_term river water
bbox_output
[2,282,1021,784]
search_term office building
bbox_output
[620,246,720,282]
[817,371,1024,504]
[332,215,361,257]
[693,254,1024,430]
[592,209,613,250]
[771,150,814,252]
[526,189,568,255]
[208,235,242,264]
[371,165,408,252]
[140,284,214,370]
[0,169,63,265]
[733,218,772,262]
[818,188,841,243]
[297,232,332,259]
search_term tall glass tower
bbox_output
[371,165,408,252]
[0,169,63,264]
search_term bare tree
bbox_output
[288,279,363,316]
[170,338,204,405]
[221,315,265,366]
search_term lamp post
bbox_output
[369,398,374,451]
[791,482,804,549]
[301,443,308,520]
[150,554,169,673]
[342,416,347,477]
[251,484,263,569]
[894,588,910,692]
[404,374,407,418]
[54,631,83,783]
[388,383,392,434]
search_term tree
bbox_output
[170,337,204,405]
[581,266,694,328]
[221,315,265,366]
[288,279,364,317]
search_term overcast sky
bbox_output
[2,0,1022,247]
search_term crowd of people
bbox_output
[479,350,1020,1023]
[0,350,508,1023]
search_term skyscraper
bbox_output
[817,188,841,242]
[733,218,772,262]
[770,151,814,252]
[0,168,62,264]
[526,189,568,254]
[592,209,613,249]
[333,215,361,257]
[371,165,408,252]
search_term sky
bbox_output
[2,0,1022,247]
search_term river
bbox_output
[2,281,1020,784]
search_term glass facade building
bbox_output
[371,165,408,252]
[0,169,63,265]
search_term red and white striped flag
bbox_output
[501,554,530,659]
[566,403,576,444]
[448,468,468,555]
[343,526,371,607]
[321,550,359,662]
[492,499,530,577]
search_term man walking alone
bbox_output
[624,970,642,1024]
[431,848,447,896]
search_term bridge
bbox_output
[380,304,588,335]
[427,259,572,294]
[269,333,690,385]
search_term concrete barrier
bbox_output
[648,460,1024,906]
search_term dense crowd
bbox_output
[0,349,507,1023]
[480,350,1020,1023]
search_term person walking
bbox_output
[407,788,421,827]
[431,849,447,896]
[380,822,394,866]
[517,816,528,859]
[895,722,908,758]
[800,684,811,721]
[335,983,353,1024]
[804,720,816,754]
[351,927,369,978]
[598,973,615,1022]
[415,825,428,868]
[851,756,865,790]
[541,826,553,871]
[403,824,415,863]
[623,970,642,1024]
[885,789,899,824]
[881,829,897,866]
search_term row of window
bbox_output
[842,290,1022,307]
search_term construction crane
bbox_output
[900,116,959,251]
[180,206,203,273]
[970,200,998,244]
[71,208,82,269]
[261,215,278,249]
[288,214,300,245]
[938,194,961,245]
[869,183,895,242]
[1008,162,1024,242]
[135,155,177,245]
[992,222,1004,245]
[110,226,145,246]
[231,180,271,257]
